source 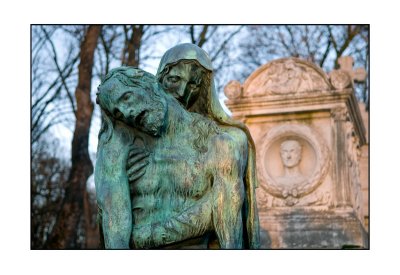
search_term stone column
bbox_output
[331,106,352,208]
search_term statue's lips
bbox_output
[129,107,164,136]
[134,109,148,126]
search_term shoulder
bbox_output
[219,125,248,149]
[207,129,248,177]
[210,127,247,158]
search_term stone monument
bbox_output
[225,57,368,248]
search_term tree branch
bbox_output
[210,26,243,62]
[41,27,77,115]
[197,25,209,47]
[190,25,196,44]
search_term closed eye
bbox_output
[167,76,180,83]
[119,92,132,102]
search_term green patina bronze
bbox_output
[95,44,260,249]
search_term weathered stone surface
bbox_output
[224,80,242,99]
[337,56,367,83]
[225,57,368,249]
[358,102,369,229]
[259,209,368,249]
[242,58,332,98]
[329,56,367,90]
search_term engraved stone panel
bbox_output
[225,56,368,248]
[257,124,330,206]
[242,58,332,98]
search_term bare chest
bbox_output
[131,145,211,200]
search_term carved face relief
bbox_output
[98,79,167,136]
[280,140,302,168]
[275,139,308,198]
[257,124,330,204]
[161,62,204,109]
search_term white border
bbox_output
[2,1,399,274]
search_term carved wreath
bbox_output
[257,123,330,200]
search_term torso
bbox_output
[129,115,248,247]
[130,125,214,228]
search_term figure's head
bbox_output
[156,43,212,111]
[97,67,167,136]
[158,60,208,109]
[280,140,302,168]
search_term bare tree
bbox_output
[121,25,144,67]
[31,26,81,146]
[31,136,70,249]
[183,25,245,92]
[32,25,104,249]
[32,25,176,248]
[45,25,102,248]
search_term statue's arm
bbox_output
[95,126,133,249]
[210,133,247,248]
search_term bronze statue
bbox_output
[95,44,260,249]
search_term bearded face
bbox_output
[98,78,167,137]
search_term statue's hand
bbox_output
[126,146,150,183]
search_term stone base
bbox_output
[259,208,368,249]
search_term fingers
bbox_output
[127,158,149,176]
[128,167,147,182]
[127,152,150,168]
[128,146,146,156]
[126,145,150,183]
[127,145,150,166]
[128,147,148,158]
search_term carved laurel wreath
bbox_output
[257,123,330,199]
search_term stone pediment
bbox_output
[242,58,332,98]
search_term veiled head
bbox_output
[156,44,212,110]
[156,43,213,76]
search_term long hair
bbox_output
[156,43,260,248]
[97,109,115,147]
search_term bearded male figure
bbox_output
[95,67,256,249]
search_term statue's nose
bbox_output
[178,84,188,97]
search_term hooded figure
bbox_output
[156,43,260,249]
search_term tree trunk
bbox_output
[83,189,100,248]
[45,25,102,249]
[125,25,143,67]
